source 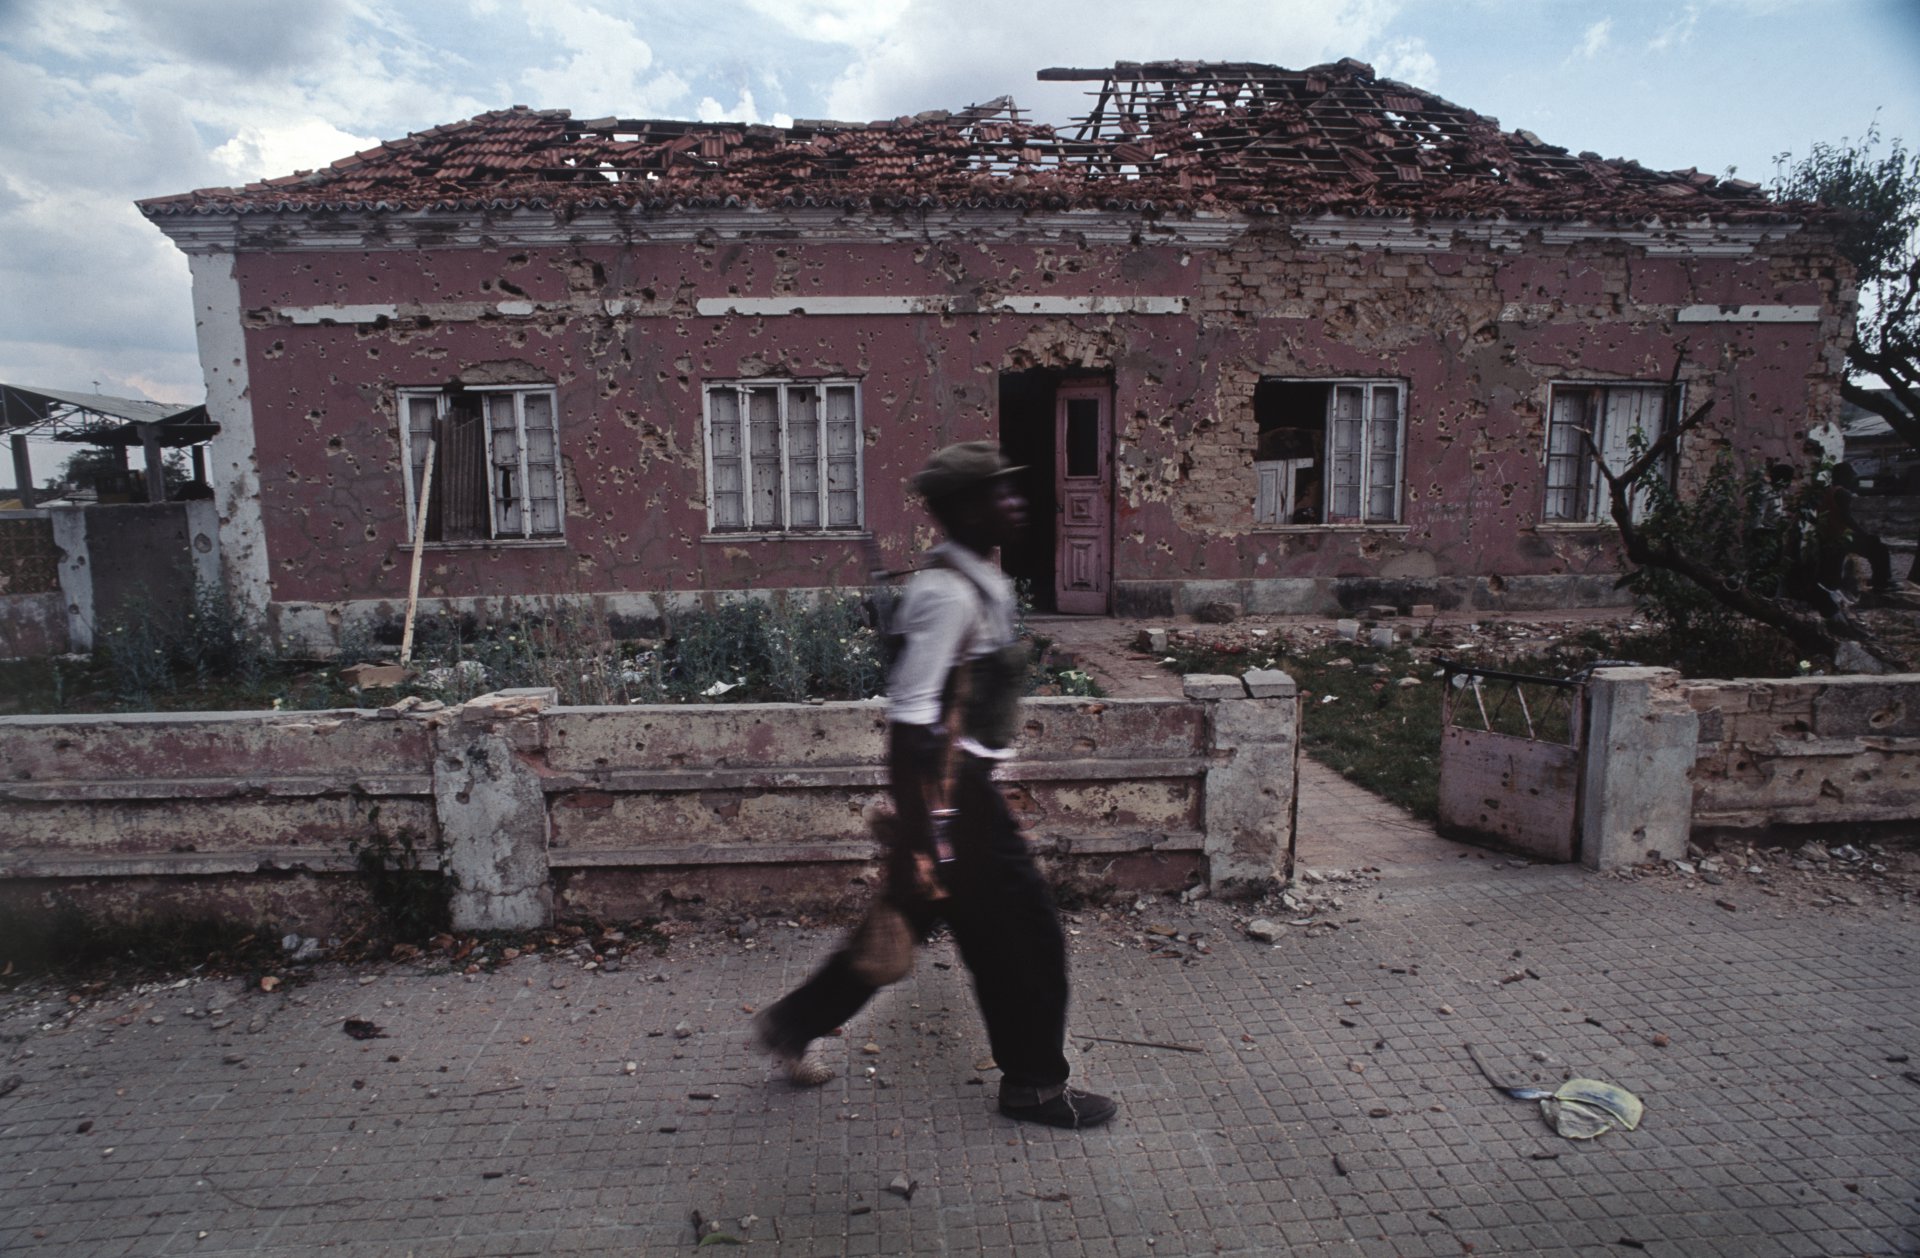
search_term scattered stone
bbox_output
[862,1042,882,1055]
[1437,1004,1455,1016]
[886,1173,915,1200]
[1194,601,1241,624]
[340,662,411,689]
[1245,919,1283,943]
[1136,627,1170,653]
[1835,640,1893,674]
[1652,1034,1670,1048]
[673,1021,693,1039]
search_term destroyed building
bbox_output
[137,60,1853,645]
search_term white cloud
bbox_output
[697,88,770,124]
[1576,18,1611,60]
[518,0,692,115]
[211,119,381,183]
[1371,35,1437,90]
[807,0,1402,126]
[0,0,489,400]
[1650,7,1699,52]
[742,0,914,48]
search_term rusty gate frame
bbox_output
[1436,658,1586,862]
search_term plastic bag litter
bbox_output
[1465,1043,1644,1140]
[1538,1078,1643,1139]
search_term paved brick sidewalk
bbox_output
[4,758,1918,1255]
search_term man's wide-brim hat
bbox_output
[911,441,1024,501]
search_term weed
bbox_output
[347,822,450,944]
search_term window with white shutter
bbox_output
[1542,383,1671,523]
[703,379,866,534]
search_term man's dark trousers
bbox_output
[759,755,1071,1094]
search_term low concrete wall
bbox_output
[0,502,221,656]
[0,511,68,657]
[1580,668,1920,867]
[0,676,1298,940]
[1683,673,1920,836]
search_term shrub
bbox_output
[1621,450,1813,677]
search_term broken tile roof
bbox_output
[139,60,1802,225]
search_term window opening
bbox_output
[705,379,864,533]
[1065,398,1101,477]
[1254,379,1402,524]
[399,385,563,543]
[1543,384,1671,523]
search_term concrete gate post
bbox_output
[435,688,556,931]
[1580,667,1699,870]
[1187,669,1300,889]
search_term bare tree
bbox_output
[1582,357,1870,663]
[1775,126,1920,576]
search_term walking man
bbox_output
[756,441,1117,1129]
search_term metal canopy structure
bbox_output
[1,383,215,509]
[0,383,209,439]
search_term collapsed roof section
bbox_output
[139,59,1794,224]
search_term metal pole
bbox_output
[139,424,166,502]
[8,435,35,508]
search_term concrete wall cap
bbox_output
[1242,668,1297,698]
[1183,673,1248,700]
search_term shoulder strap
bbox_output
[925,552,994,657]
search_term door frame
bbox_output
[1053,377,1113,615]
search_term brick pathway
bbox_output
[2,623,1916,1255]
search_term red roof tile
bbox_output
[138,60,1803,224]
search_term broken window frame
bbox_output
[702,378,865,536]
[1253,378,1405,526]
[397,384,564,544]
[1542,382,1675,525]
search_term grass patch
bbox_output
[1292,644,1446,822]
[1163,635,1600,823]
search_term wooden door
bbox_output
[1054,380,1111,614]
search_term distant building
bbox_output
[1839,389,1917,492]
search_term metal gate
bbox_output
[1436,659,1585,862]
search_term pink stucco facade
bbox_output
[179,210,1846,643]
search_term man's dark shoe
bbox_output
[999,1085,1117,1129]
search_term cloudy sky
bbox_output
[2,0,1917,473]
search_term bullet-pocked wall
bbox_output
[187,209,1848,648]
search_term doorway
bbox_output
[997,369,1112,614]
